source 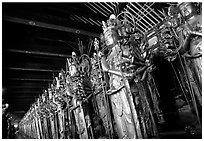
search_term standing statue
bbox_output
[33,103,41,139]
[66,52,92,139]
[152,2,202,133]
[178,2,202,106]
[100,13,163,138]
[100,14,143,139]
[35,97,43,139]
[168,3,202,106]
[175,2,202,132]
[48,87,58,139]
[41,91,50,139]
[90,42,115,139]
[53,76,66,139]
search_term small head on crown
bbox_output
[108,14,117,26]
[72,52,76,58]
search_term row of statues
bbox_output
[2,103,16,139]
[19,2,201,139]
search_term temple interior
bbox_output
[2,2,202,139]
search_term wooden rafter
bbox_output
[3,15,100,37]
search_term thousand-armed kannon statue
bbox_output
[18,2,201,139]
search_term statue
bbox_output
[176,2,202,132]
[47,87,58,139]
[90,40,115,138]
[178,2,202,105]
[66,52,91,139]
[100,14,143,139]
[99,12,164,138]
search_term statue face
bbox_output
[72,52,76,58]
[179,3,194,18]
[48,89,52,100]
[42,94,46,102]
[171,18,179,28]
[70,64,77,76]
[168,6,177,17]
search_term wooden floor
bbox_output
[13,126,202,139]
[14,131,201,139]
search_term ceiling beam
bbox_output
[3,15,100,37]
[4,95,39,100]
[5,85,48,89]
[7,99,36,103]
[6,95,38,97]
[7,97,37,100]
[4,96,38,100]
[11,111,26,114]
[3,81,51,86]
[46,5,105,22]
[4,83,49,87]
[5,90,40,93]
[8,78,53,82]
[6,49,72,58]
[7,67,61,73]
[5,88,45,92]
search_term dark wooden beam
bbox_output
[6,95,38,98]
[6,95,41,99]
[3,82,50,87]
[6,98,32,102]
[8,67,61,73]
[8,78,53,82]
[5,96,39,99]
[6,49,72,58]
[3,59,66,72]
[6,88,44,92]
[6,90,40,93]
[11,111,26,114]
[3,15,100,37]
[6,98,37,101]
[5,85,47,89]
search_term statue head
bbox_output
[51,84,54,90]
[48,88,53,100]
[55,77,60,89]
[42,93,46,102]
[72,52,76,58]
[108,14,117,26]
[110,14,116,20]
[168,5,179,18]
[69,62,77,76]
[178,2,197,18]
[161,28,173,48]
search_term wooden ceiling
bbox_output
[2,2,169,120]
